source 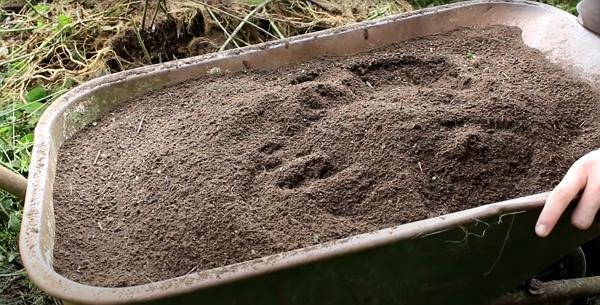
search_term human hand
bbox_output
[536,150,600,237]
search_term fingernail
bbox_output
[536,224,547,236]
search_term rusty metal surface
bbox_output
[18,1,600,304]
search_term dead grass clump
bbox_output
[1,0,412,111]
[196,0,412,37]
[0,1,137,110]
[183,0,413,46]
[105,0,414,68]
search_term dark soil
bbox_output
[52,25,600,288]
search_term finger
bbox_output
[571,168,600,230]
[536,160,588,237]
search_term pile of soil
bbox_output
[52,25,600,287]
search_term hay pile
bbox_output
[0,0,412,109]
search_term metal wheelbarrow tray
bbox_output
[19,0,600,304]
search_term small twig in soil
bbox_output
[137,115,145,133]
[220,0,275,51]
[290,217,304,228]
[485,213,516,276]
[186,266,197,275]
[97,222,104,231]
[94,151,101,165]
[418,161,423,173]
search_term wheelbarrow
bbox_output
[9,0,600,304]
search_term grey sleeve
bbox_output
[577,0,600,35]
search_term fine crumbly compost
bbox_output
[52,25,600,287]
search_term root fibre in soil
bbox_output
[53,25,600,287]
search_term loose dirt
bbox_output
[52,25,600,287]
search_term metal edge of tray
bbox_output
[19,0,600,304]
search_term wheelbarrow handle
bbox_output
[0,165,28,201]
[490,275,600,305]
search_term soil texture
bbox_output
[52,25,600,287]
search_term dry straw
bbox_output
[0,0,412,109]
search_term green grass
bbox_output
[0,72,57,305]
[0,17,54,299]
[0,1,127,303]
[0,0,582,304]
[0,95,56,304]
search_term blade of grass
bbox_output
[141,0,150,31]
[220,0,275,51]
[149,0,162,30]
[205,6,241,48]
[262,6,285,39]
[130,18,152,64]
